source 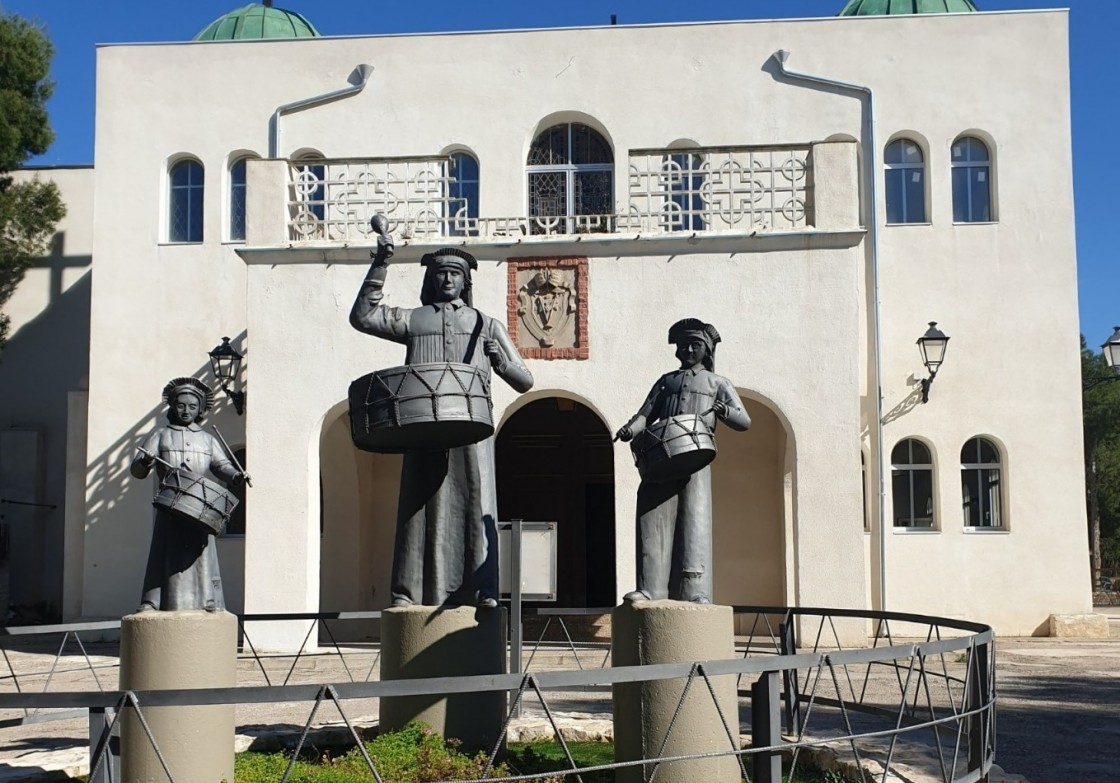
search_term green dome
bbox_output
[838,0,979,15]
[194,3,320,41]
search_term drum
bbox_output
[630,414,717,483]
[349,362,494,453]
[152,468,238,535]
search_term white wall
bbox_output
[76,10,1086,643]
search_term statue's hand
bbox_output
[615,425,634,443]
[712,400,729,420]
[370,232,395,266]
[483,339,506,371]
[232,471,251,487]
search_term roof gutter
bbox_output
[269,63,374,158]
[770,49,889,610]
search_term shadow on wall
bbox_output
[82,332,247,618]
[0,230,91,618]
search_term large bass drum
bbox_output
[349,362,494,454]
[630,414,717,483]
[152,468,238,535]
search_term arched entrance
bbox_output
[710,394,792,608]
[496,397,615,607]
[318,406,400,639]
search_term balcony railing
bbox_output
[285,144,817,243]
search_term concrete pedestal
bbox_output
[380,605,506,752]
[612,601,740,783]
[119,611,236,783]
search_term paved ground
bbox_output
[0,609,1116,783]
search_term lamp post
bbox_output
[917,322,949,403]
[1084,326,1120,390]
[208,337,245,415]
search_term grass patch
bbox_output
[232,724,856,783]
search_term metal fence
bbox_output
[0,606,994,783]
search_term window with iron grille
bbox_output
[229,157,250,241]
[527,123,613,234]
[169,159,204,243]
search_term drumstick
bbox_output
[138,447,176,471]
[212,426,252,487]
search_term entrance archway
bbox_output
[711,394,792,608]
[496,397,615,607]
[318,406,400,639]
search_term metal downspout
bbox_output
[770,50,888,610]
[269,64,375,158]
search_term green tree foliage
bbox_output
[0,11,65,350]
[1081,335,1120,587]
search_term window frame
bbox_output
[526,122,614,234]
[665,150,706,232]
[228,155,254,243]
[960,437,1005,531]
[890,438,937,531]
[168,158,205,244]
[951,135,994,223]
[447,150,480,237]
[884,138,927,225]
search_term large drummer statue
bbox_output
[615,319,750,604]
[130,377,248,612]
[349,217,534,608]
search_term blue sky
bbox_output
[5,0,1116,345]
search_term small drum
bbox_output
[153,468,238,535]
[630,414,717,483]
[349,362,494,454]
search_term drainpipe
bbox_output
[770,50,889,610]
[269,64,375,159]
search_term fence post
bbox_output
[88,706,118,783]
[752,670,782,783]
[510,519,523,717]
[778,613,800,734]
[967,641,991,780]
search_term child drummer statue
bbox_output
[130,377,249,612]
[615,319,750,604]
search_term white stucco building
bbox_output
[1,1,1092,647]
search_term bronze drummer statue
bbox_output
[349,216,534,608]
[615,319,750,604]
[130,377,249,612]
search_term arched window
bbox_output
[293,153,326,229]
[884,138,926,224]
[961,437,1002,529]
[527,122,613,234]
[169,159,204,242]
[229,157,251,241]
[951,136,992,222]
[666,151,705,231]
[891,439,935,529]
[447,151,479,237]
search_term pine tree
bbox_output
[0,12,66,351]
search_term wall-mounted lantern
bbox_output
[208,336,245,416]
[917,322,949,403]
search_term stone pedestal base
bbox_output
[612,601,740,783]
[1048,613,1110,638]
[380,605,507,752]
[119,611,236,783]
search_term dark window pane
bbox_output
[884,140,904,165]
[911,440,931,464]
[982,468,1001,527]
[892,469,912,526]
[574,170,612,215]
[891,440,909,464]
[912,468,934,526]
[230,159,247,241]
[978,438,999,463]
[572,123,612,165]
[952,167,970,222]
[885,169,905,224]
[969,167,991,221]
[188,186,204,242]
[962,469,980,527]
[904,169,925,222]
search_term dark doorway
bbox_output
[496,398,615,607]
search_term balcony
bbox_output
[243,141,859,256]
